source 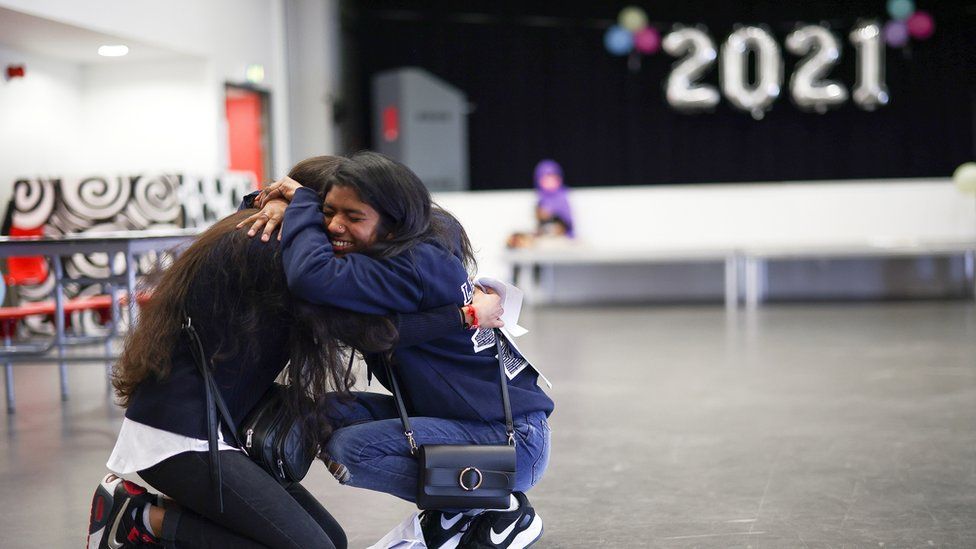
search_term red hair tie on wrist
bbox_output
[465,305,479,330]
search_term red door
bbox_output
[225,87,270,188]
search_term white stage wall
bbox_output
[435,179,976,301]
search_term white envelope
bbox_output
[474,276,528,337]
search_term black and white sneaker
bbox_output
[458,492,543,549]
[87,474,160,548]
[419,510,476,549]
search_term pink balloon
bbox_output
[906,10,935,40]
[634,27,661,55]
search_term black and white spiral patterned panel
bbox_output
[49,201,97,235]
[180,172,255,227]
[64,222,128,280]
[11,179,57,229]
[210,172,254,219]
[5,171,256,336]
[70,284,115,337]
[128,174,182,226]
[60,176,131,223]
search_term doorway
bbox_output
[225,84,273,187]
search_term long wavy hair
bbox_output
[291,152,477,271]
[113,210,397,442]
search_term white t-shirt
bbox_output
[107,418,241,475]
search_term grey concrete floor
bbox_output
[1,302,975,548]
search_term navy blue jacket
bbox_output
[125,228,466,441]
[281,187,554,422]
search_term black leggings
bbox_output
[139,450,345,549]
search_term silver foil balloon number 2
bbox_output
[663,21,887,118]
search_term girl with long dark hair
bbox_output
[245,151,554,549]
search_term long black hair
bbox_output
[291,151,477,271]
[114,210,397,443]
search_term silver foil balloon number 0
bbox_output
[662,21,888,117]
[721,26,783,120]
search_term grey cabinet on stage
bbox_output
[371,67,469,192]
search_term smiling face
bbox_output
[322,185,383,256]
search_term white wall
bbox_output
[435,178,976,282]
[0,46,213,213]
[0,45,86,210]
[81,59,214,174]
[0,0,285,82]
[284,0,341,159]
[0,0,317,222]
[0,0,293,175]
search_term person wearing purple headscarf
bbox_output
[507,160,576,248]
[533,159,574,238]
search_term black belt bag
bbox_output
[182,315,317,511]
[386,328,516,510]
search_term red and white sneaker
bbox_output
[87,474,161,548]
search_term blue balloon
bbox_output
[604,25,634,56]
[887,0,915,21]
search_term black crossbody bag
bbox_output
[386,328,517,510]
[182,315,318,511]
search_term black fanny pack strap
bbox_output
[182,313,242,513]
[387,328,515,451]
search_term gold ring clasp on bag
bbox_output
[459,467,483,491]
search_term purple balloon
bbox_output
[884,20,910,48]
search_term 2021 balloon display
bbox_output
[603,1,935,118]
[661,21,892,116]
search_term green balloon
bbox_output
[887,0,915,21]
[953,162,976,194]
[618,6,648,32]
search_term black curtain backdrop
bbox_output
[342,1,976,190]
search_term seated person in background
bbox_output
[507,159,575,249]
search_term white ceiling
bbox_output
[0,6,196,64]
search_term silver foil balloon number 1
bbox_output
[849,21,889,110]
[662,21,888,117]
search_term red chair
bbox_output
[4,226,49,286]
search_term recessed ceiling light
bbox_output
[98,45,129,57]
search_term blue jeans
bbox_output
[324,392,551,503]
